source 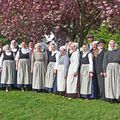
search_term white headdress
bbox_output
[59,46,66,51]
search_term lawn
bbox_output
[0,90,120,120]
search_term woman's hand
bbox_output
[89,72,93,79]
[64,75,67,80]
[103,72,107,77]
[74,72,78,77]
[53,69,57,75]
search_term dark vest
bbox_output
[0,51,2,57]
[80,52,89,64]
[48,51,56,62]
[19,50,29,59]
[68,50,73,58]
[3,52,14,61]
[12,46,19,55]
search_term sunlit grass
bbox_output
[0,90,120,120]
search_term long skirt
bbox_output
[32,61,46,90]
[45,62,56,92]
[17,59,31,87]
[105,63,120,99]
[57,65,66,92]
[1,60,15,87]
[66,65,78,98]
[80,64,92,97]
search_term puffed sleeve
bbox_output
[88,53,93,72]
[0,53,4,68]
[73,51,80,74]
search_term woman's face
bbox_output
[5,45,10,51]
[82,45,88,52]
[21,42,26,48]
[50,45,55,51]
[29,42,33,48]
[71,44,76,52]
[60,49,66,55]
[92,43,97,50]
[12,40,17,46]
[37,46,42,51]
[109,41,116,49]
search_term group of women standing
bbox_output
[0,38,120,103]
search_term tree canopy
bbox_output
[0,0,120,46]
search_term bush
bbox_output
[88,25,120,48]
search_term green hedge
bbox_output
[89,25,120,48]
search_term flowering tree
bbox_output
[0,0,120,46]
[59,0,120,45]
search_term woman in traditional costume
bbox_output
[31,43,47,92]
[56,46,69,96]
[103,40,120,103]
[80,44,93,99]
[66,43,80,99]
[10,40,19,87]
[0,44,15,92]
[16,41,31,92]
[45,43,59,93]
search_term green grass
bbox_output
[0,91,120,120]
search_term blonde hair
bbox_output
[34,43,42,51]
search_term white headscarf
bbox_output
[72,43,79,49]
[59,46,66,51]
[91,41,99,46]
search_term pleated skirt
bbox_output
[1,60,15,87]
[66,65,78,94]
[45,62,56,89]
[17,59,31,87]
[32,61,46,90]
[80,64,92,95]
[57,65,66,92]
[105,63,120,99]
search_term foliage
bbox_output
[88,25,120,48]
[0,34,9,45]
[0,0,120,46]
